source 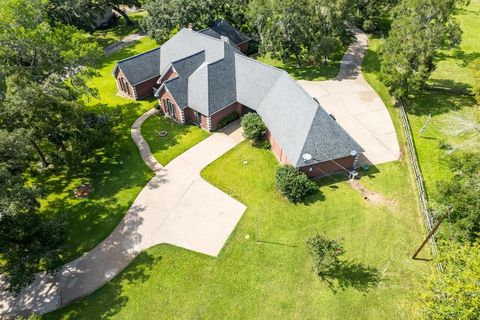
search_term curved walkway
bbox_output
[1,28,400,319]
[0,115,246,318]
[298,28,400,165]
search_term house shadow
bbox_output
[317,260,382,294]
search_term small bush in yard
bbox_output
[306,234,344,275]
[241,112,267,143]
[275,165,317,202]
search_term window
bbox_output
[166,99,177,120]
[196,112,202,124]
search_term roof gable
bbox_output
[164,51,206,108]
[159,28,229,75]
[114,47,160,86]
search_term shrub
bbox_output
[275,165,317,202]
[241,112,267,143]
[306,234,344,275]
[217,112,239,129]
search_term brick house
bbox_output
[112,26,363,177]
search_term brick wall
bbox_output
[114,68,135,99]
[134,76,160,100]
[158,88,183,123]
[238,42,249,55]
[299,155,355,178]
[209,102,243,130]
[267,131,291,165]
[161,68,178,82]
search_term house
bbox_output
[112,27,363,177]
[199,20,252,54]
[112,47,160,100]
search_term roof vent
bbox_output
[329,113,336,121]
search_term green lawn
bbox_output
[45,141,429,319]
[93,11,147,49]
[141,114,210,165]
[256,47,345,81]
[361,1,480,244]
[429,0,480,89]
[30,36,208,264]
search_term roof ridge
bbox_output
[117,47,160,64]
[171,50,206,66]
[234,53,284,74]
[186,28,230,45]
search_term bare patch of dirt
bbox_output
[74,185,92,198]
[349,180,398,209]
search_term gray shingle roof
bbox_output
[159,28,232,75]
[118,27,363,168]
[164,51,206,108]
[207,43,237,114]
[203,20,251,45]
[114,47,160,86]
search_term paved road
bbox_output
[0,115,245,318]
[104,32,146,55]
[298,28,400,165]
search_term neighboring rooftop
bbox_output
[113,47,160,86]
[200,20,251,45]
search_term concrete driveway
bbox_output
[298,29,400,165]
[1,120,246,317]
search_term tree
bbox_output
[352,0,398,32]
[141,0,250,43]
[241,112,267,143]
[47,0,141,29]
[418,240,480,319]
[306,234,344,275]
[435,152,480,241]
[275,165,317,202]
[379,0,465,99]
[250,0,311,66]
[0,129,34,174]
[441,112,480,153]
[0,75,119,168]
[313,37,341,65]
[0,0,101,91]
[0,167,64,293]
[249,0,350,66]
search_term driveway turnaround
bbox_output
[0,117,245,318]
[298,28,400,165]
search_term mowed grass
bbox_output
[141,114,210,165]
[430,0,480,89]
[30,36,208,264]
[256,46,345,81]
[45,142,429,320]
[362,0,480,199]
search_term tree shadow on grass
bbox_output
[405,90,477,116]
[318,260,381,294]
[434,49,480,69]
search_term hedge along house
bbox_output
[113,28,363,177]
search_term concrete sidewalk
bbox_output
[0,116,246,318]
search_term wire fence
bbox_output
[398,102,438,255]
